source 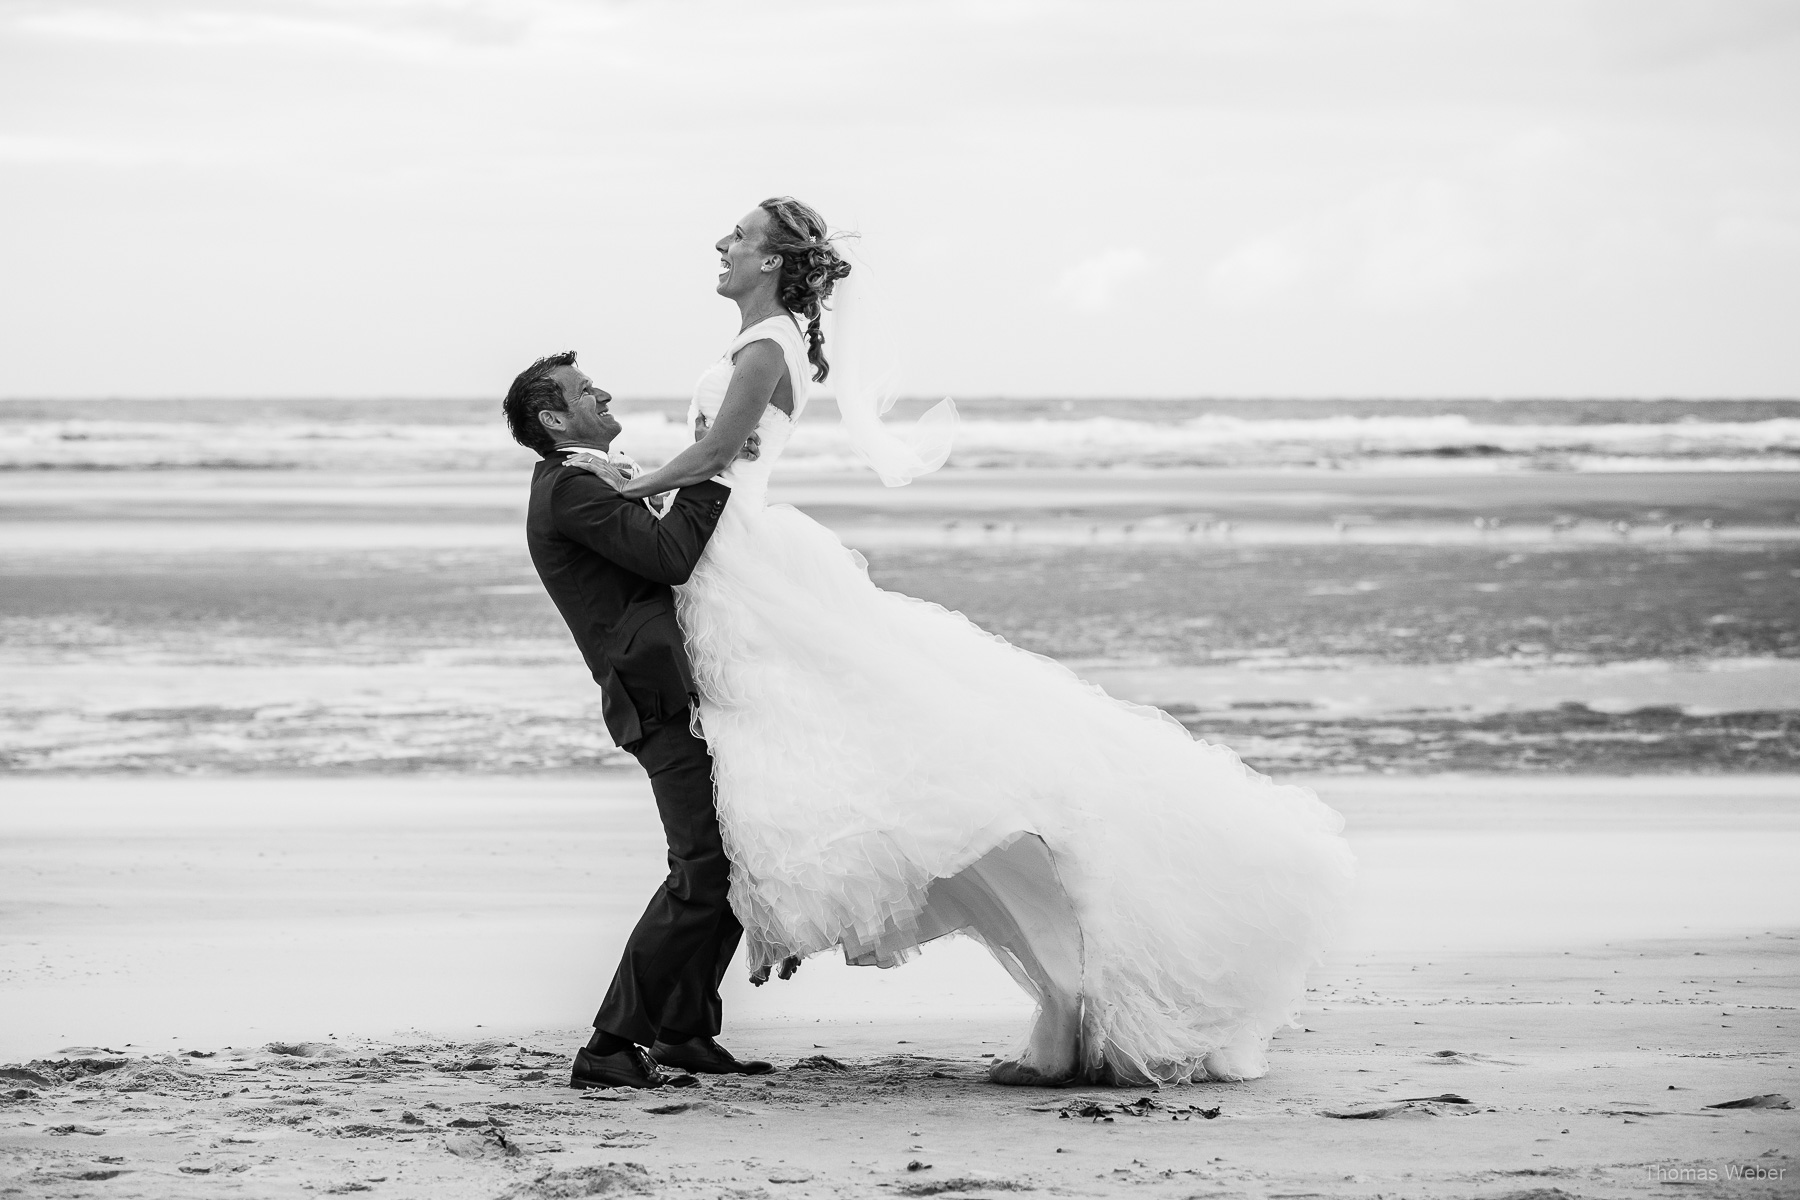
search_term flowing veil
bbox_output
[824,251,957,486]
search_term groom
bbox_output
[505,350,772,1089]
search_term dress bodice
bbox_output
[688,314,810,504]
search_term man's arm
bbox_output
[550,471,729,585]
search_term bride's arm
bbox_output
[614,341,784,500]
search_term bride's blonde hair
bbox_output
[758,196,851,382]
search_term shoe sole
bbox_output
[569,1073,702,1089]
[647,1054,773,1076]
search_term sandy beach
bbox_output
[3,774,1796,1198]
[7,0,1800,1184]
[4,402,1797,1194]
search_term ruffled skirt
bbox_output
[676,497,1354,1083]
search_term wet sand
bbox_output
[3,456,1797,1193]
[2,774,1796,1197]
[5,478,1798,774]
[5,466,1799,534]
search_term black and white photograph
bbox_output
[2,2,1796,1196]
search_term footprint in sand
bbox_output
[1705,1094,1790,1110]
[1321,1094,1477,1119]
[1424,1049,1522,1066]
[641,1099,750,1118]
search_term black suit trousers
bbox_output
[593,709,743,1045]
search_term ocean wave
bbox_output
[3,413,1798,472]
[930,414,1800,468]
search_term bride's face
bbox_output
[715,208,777,299]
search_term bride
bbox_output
[563,197,1355,1086]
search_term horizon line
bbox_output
[4,395,1798,405]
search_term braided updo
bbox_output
[758,196,851,382]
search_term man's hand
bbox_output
[561,452,630,492]
[694,414,761,462]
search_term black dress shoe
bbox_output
[568,1045,698,1090]
[649,1036,773,1075]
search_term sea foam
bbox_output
[2,409,1797,472]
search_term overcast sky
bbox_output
[2,0,1796,399]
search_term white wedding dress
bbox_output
[676,314,1354,1085]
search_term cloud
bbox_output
[0,1,1796,397]
[1204,178,1515,313]
[1205,236,1310,309]
[1204,135,1595,312]
[0,133,209,166]
[1583,0,1800,69]
[1050,248,1151,314]
[1349,178,1513,307]
[1712,214,1800,256]
[8,0,531,55]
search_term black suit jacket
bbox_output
[526,450,731,747]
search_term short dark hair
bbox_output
[503,350,577,455]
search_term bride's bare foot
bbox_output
[987,1059,1073,1087]
[985,992,1082,1086]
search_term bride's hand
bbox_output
[561,452,630,492]
[747,954,802,986]
[694,414,761,463]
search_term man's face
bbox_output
[541,365,621,449]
